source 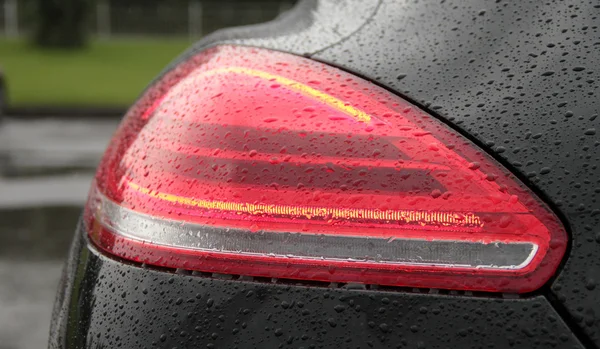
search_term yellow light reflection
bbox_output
[198,67,372,123]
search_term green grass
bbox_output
[0,37,191,106]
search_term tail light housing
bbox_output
[85,45,567,293]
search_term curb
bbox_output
[5,106,127,119]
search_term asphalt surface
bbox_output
[0,117,118,349]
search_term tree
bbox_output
[33,0,91,49]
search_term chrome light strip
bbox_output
[95,191,538,270]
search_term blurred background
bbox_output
[0,1,294,348]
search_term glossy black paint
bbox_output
[190,0,600,344]
[50,0,600,347]
[49,221,583,349]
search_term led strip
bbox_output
[126,180,483,227]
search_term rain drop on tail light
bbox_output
[85,45,567,293]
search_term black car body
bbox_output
[49,1,600,348]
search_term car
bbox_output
[49,1,599,348]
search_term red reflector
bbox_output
[86,45,567,293]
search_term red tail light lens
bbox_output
[86,45,567,293]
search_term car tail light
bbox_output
[85,45,567,293]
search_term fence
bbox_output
[0,0,295,39]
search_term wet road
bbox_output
[0,260,64,349]
[0,117,118,349]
